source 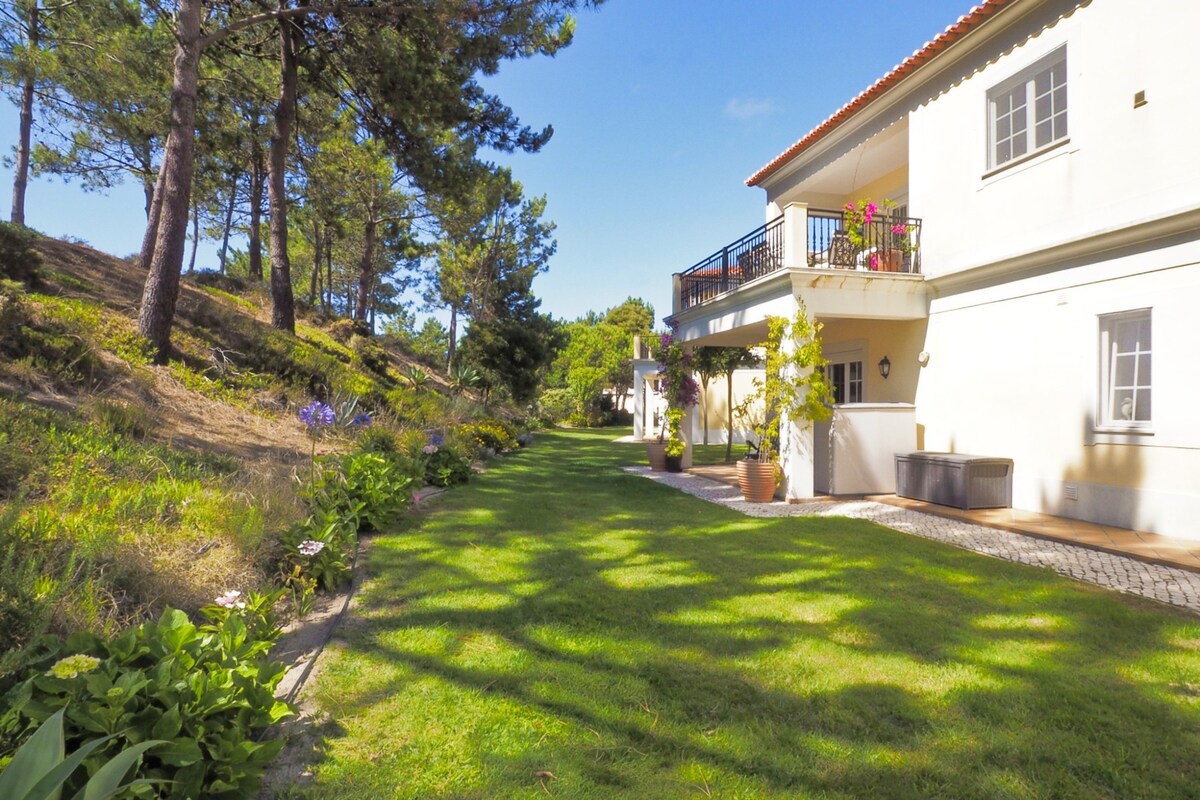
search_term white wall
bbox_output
[909,0,1200,277]
[917,243,1200,539]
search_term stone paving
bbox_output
[624,465,1200,614]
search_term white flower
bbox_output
[298,540,325,556]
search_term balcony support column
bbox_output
[777,293,816,500]
[783,202,809,269]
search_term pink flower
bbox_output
[215,590,245,609]
[892,223,907,235]
[411,491,420,505]
[870,254,880,270]
[422,444,438,455]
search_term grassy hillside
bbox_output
[0,223,517,676]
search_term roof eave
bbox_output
[745,0,1022,188]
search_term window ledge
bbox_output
[1089,426,1155,445]
[983,137,1071,180]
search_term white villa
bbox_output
[654,0,1200,540]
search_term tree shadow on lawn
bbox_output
[299,429,1200,799]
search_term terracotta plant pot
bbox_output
[875,248,903,272]
[665,454,683,473]
[737,459,777,502]
[645,441,668,471]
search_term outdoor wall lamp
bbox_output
[878,356,891,380]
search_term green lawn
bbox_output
[294,428,1200,799]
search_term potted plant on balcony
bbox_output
[735,300,833,502]
[844,198,914,272]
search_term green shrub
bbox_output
[458,420,518,454]
[356,426,401,455]
[0,223,41,284]
[0,603,293,800]
[0,708,166,800]
[89,399,151,440]
[309,451,419,533]
[0,508,63,675]
[423,445,471,488]
[350,334,389,377]
[536,387,574,424]
[279,507,356,592]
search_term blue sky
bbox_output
[0,0,974,326]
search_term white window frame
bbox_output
[986,46,1068,172]
[1096,309,1152,433]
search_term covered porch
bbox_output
[668,267,929,500]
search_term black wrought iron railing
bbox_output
[675,219,785,311]
[807,208,922,274]
[675,209,922,311]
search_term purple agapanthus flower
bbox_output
[351,413,372,428]
[300,401,335,427]
[429,433,445,447]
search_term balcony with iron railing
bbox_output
[674,206,923,312]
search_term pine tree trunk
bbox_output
[9,1,36,226]
[139,145,155,218]
[324,240,333,312]
[355,213,376,324]
[138,176,164,268]
[248,139,264,281]
[267,11,297,334]
[447,305,457,368]
[218,170,237,273]
[136,0,202,361]
[307,219,320,306]
[187,199,199,274]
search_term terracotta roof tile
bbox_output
[745,0,1020,187]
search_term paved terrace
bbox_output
[624,464,1200,615]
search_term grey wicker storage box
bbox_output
[895,452,1013,510]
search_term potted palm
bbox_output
[735,300,833,502]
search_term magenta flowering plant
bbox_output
[655,328,700,456]
[843,199,880,252]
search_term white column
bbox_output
[681,402,695,469]
[777,294,816,500]
[782,202,809,269]
[633,367,645,440]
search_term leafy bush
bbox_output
[535,387,573,424]
[310,451,419,533]
[0,223,41,284]
[0,708,166,800]
[279,507,356,592]
[459,420,518,453]
[356,425,401,455]
[350,334,389,377]
[422,446,471,488]
[0,604,293,799]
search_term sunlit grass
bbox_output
[296,428,1200,799]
